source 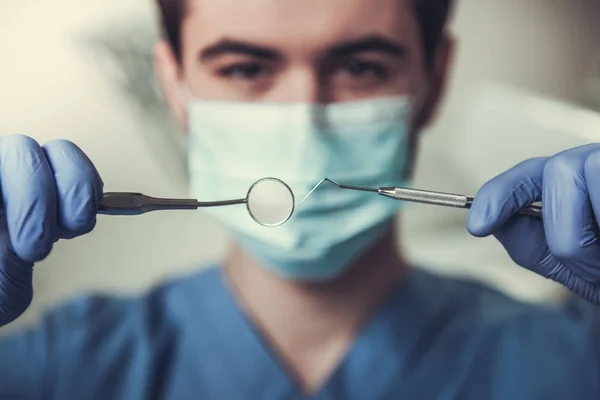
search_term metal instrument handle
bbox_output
[98,193,248,216]
[379,187,544,219]
[98,193,199,216]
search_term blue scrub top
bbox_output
[0,266,598,399]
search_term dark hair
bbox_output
[156,0,454,68]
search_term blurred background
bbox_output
[0,0,599,333]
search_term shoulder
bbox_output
[30,266,223,362]
[407,268,546,332]
[414,267,600,345]
[413,269,600,397]
[22,267,222,397]
[41,266,222,337]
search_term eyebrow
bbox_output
[198,34,407,62]
[327,35,407,58]
[199,39,281,61]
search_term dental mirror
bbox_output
[246,177,295,227]
[98,176,295,227]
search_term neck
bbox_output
[222,222,407,392]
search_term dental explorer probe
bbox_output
[301,179,543,219]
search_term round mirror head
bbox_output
[246,177,295,227]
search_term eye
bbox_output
[217,62,272,81]
[338,59,387,80]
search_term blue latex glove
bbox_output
[0,135,103,326]
[467,143,600,303]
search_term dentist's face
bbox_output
[155,0,452,128]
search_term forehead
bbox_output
[182,0,418,51]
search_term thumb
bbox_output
[467,157,553,270]
[467,157,547,237]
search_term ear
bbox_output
[413,33,456,130]
[154,40,188,131]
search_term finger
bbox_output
[583,148,600,228]
[43,140,104,238]
[467,157,546,237]
[490,215,549,271]
[0,214,33,326]
[542,144,600,283]
[0,135,58,262]
[467,156,551,273]
[492,199,600,303]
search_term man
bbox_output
[0,0,599,398]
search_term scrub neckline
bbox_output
[197,266,439,399]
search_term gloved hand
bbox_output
[0,135,103,326]
[467,144,600,303]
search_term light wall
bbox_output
[0,0,598,333]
